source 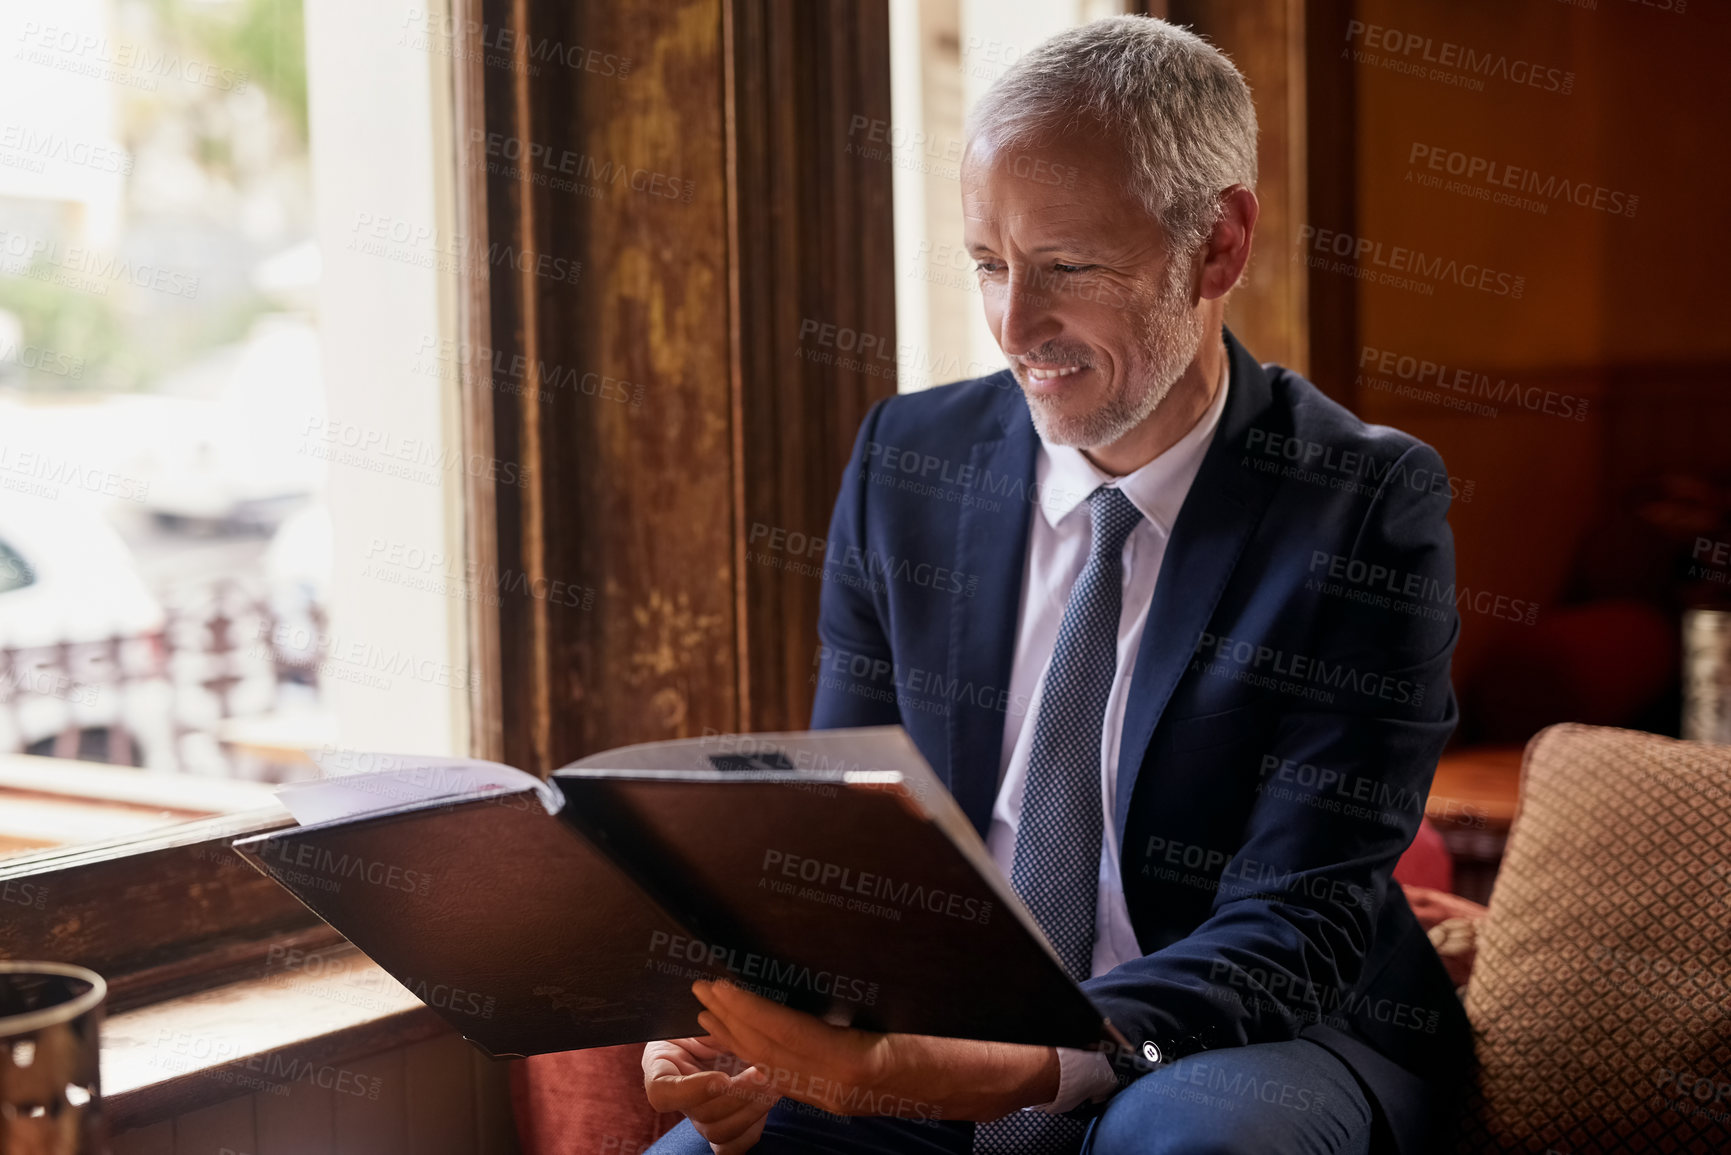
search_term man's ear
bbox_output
[1197,186,1259,302]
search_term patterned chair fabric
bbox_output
[1459,724,1731,1152]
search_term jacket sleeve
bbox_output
[1077,441,1462,1089]
[809,399,903,730]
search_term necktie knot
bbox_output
[1089,485,1143,560]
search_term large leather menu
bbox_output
[232,727,1123,1058]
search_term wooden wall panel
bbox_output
[728,0,899,731]
[474,0,896,769]
[472,1049,521,1155]
[332,1051,406,1155]
[253,1071,334,1155]
[170,1097,255,1155]
[1306,0,1731,739]
[112,1122,173,1155]
[404,1035,479,1155]
[110,1035,517,1155]
[1168,0,1308,372]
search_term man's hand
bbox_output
[692,979,1060,1123]
[643,1035,775,1155]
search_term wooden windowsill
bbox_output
[101,945,453,1131]
[0,753,283,857]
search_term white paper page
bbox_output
[276,752,563,826]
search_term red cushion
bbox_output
[511,1044,677,1155]
[1393,817,1453,893]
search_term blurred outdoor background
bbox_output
[0,0,468,853]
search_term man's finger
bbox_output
[679,1035,730,1062]
[684,1063,775,1125]
[643,1054,699,1085]
[644,1036,747,1084]
[696,1010,758,1066]
[644,1041,706,1078]
[704,1099,772,1155]
[684,1074,771,1126]
[699,980,857,1056]
[697,1005,812,1081]
[644,1067,731,1114]
[692,1085,774,1139]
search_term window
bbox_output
[887,0,1133,395]
[0,0,897,1016]
[0,0,472,857]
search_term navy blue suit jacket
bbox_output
[809,329,1472,1152]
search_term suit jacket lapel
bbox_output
[1111,328,1281,848]
[947,381,1037,837]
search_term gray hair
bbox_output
[964,15,1258,256]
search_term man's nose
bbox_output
[996,272,1060,355]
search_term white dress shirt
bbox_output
[989,353,1230,1114]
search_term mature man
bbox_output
[644,14,1470,1154]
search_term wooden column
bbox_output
[466,0,895,771]
[1301,0,1359,405]
[726,0,899,732]
[1166,0,1311,376]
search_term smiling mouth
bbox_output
[1023,364,1086,382]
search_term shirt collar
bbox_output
[1033,350,1230,534]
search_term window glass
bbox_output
[887,0,1130,394]
[0,0,468,857]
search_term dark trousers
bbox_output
[644,1038,1375,1155]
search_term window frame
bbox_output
[0,0,492,996]
[0,0,900,1012]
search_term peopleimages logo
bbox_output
[1343,20,1574,95]
[15,21,251,92]
[0,228,200,299]
[0,444,149,502]
[1242,428,1475,503]
[1306,549,1539,626]
[400,8,633,78]
[760,849,993,924]
[399,976,496,1019]
[254,838,433,897]
[1207,962,1440,1035]
[1690,537,1731,586]
[0,123,132,175]
[1357,345,1588,422]
[1257,755,1429,815]
[1295,226,1524,300]
[1406,143,1637,219]
[468,129,693,203]
[749,520,979,598]
[1191,631,1426,709]
[861,438,1088,514]
[812,643,1032,720]
[645,931,880,1006]
[0,338,84,380]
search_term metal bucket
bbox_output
[1683,607,1731,744]
[0,962,106,1155]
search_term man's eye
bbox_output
[1052,263,1094,274]
[974,261,1003,274]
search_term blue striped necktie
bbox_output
[974,484,1142,1155]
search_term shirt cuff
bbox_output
[1028,1048,1121,1114]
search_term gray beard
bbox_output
[1022,258,1206,450]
